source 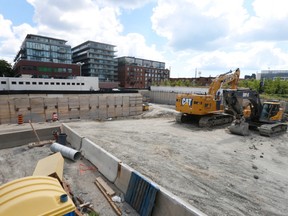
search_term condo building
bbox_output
[13,34,80,78]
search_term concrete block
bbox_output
[115,107,123,116]
[99,95,107,106]
[115,163,134,194]
[123,96,130,103]
[68,96,80,110]
[14,98,30,112]
[79,95,89,106]
[81,138,121,182]
[98,105,107,119]
[130,107,137,112]
[153,187,206,216]
[115,96,123,105]
[107,96,115,106]
[107,107,115,118]
[89,107,99,120]
[0,99,10,124]
[30,98,45,122]
[89,95,99,107]
[61,123,84,150]
[68,109,80,120]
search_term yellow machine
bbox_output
[223,89,287,136]
[175,68,240,127]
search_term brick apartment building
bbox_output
[117,56,170,89]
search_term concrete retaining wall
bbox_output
[0,126,60,150]
[0,93,143,124]
[61,123,206,216]
[150,86,209,94]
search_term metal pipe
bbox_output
[50,143,81,161]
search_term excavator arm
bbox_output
[208,68,240,97]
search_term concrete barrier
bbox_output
[61,123,84,150]
[153,187,206,216]
[115,163,133,194]
[81,138,121,182]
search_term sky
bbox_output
[1,0,288,78]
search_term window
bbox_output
[39,82,43,85]
[12,81,16,84]
[51,82,55,85]
[62,83,66,85]
[26,82,31,85]
[81,83,84,86]
[67,83,70,85]
[77,83,80,85]
[1,81,6,84]
[32,82,37,85]
[19,82,24,85]
[56,82,60,85]
[45,82,49,85]
[72,83,75,85]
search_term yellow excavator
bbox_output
[223,89,287,136]
[175,68,240,127]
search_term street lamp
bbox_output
[77,62,85,76]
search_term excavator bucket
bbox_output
[229,121,250,136]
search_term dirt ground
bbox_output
[65,104,288,216]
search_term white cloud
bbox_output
[1,0,164,65]
[95,0,154,10]
[151,0,249,51]
[116,33,163,61]
[0,15,36,62]
[151,0,288,77]
[1,0,288,78]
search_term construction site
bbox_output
[1,70,288,215]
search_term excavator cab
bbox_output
[260,102,283,122]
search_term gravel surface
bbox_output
[66,103,288,216]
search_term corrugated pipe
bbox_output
[50,143,81,161]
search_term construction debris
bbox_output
[96,177,116,196]
[94,178,122,216]
[28,140,54,148]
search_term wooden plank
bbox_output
[94,180,122,216]
[96,177,115,196]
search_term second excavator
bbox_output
[223,89,287,136]
[175,68,240,127]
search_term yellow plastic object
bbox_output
[0,176,75,216]
[33,152,64,182]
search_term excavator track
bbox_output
[258,123,288,137]
[198,113,234,127]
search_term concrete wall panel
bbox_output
[61,123,84,150]
[81,138,121,182]
[115,163,133,194]
[153,187,207,216]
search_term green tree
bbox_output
[238,79,262,92]
[0,59,14,77]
